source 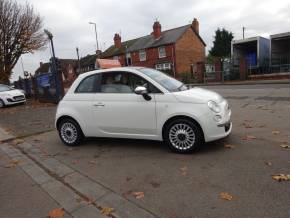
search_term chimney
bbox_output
[192,18,199,34]
[114,33,122,48]
[153,21,161,39]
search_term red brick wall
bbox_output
[130,44,175,69]
[175,27,205,74]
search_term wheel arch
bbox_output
[56,115,83,134]
[162,115,205,141]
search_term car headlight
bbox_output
[208,100,221,113]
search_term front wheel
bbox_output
[164,118,204,153]
[58,118,83,146]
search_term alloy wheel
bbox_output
[169,123,196,150]
[60,122,78,144]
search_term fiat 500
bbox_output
[55,67,232,153]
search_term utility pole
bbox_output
[76,47,81,75]
[20,56,25,78]
[89,22,99,51]
[243,26,246,39]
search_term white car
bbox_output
[0,84,26,108]
[55,67,232,153]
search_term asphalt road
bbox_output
[0,84,290,218]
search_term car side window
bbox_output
[128,73,162,94]
[99,71,162,94]
[100,72,133,93]
[75,74,99,93]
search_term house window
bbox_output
[156,63,171,70]
[139,50,146,61]
[126,53,132,66]
[158,47,166,58]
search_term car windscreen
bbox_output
[139,68,188,92]
[0,85,11,92]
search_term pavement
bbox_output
[0,84,290,218]
[190,78,290,86]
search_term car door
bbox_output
[92,71,158,139]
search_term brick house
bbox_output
[100,18,206,77]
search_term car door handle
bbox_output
[94,103,105,107]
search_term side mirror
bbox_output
[134,86,148,95]
[134,86,151,101]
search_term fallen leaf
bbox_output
[126,177,132,182]
[280,144,290,149]
[272,174,290,182]
[48,208,65,218]
[150,181,161,188]
[219,192,233,201]
[272,130,280,135]
[180,166,188,176]
[241,122,253,128]
[133,191,145,199]
[5,159,21,168]
[224,144,235,149]
[11,139,24,146]
[100,207,114,216]
[85,198,95,205]
[88,160,97,165]
[265,161,272,166]
[241,135,257,141]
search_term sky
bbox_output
[12,0,290,81]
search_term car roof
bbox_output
[78,67,146,78]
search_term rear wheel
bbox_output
[0,99,5,108]
[164,118,203,153]
[58,118,83,146]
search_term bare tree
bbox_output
[0,0,46,84]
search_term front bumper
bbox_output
[202,100,232,142]
[3,95,26,105]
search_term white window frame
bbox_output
[158,46,166,58]
[155,63,171,70]
[139,50,146,62]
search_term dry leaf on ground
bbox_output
[100,207,114,216]
[5,159,21,168]
[48,208,65,218]
[242,123,253,128]
[11,139,24,146]
[133,191,145,199]
[180,166,188,176]
[88,160,97,165]
[241,135,257,141]
[272,130,280,135]
[224,144,235,149]
[219,192,233,201]
[272,174,290,182]
[280,144,290,149]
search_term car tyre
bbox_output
[164,118,203,154]
[0,99,5,108]
[58,118,83,146]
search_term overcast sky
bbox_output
[12,0,290,81]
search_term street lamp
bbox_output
[44,29,56,59]
[88,22,99,51]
